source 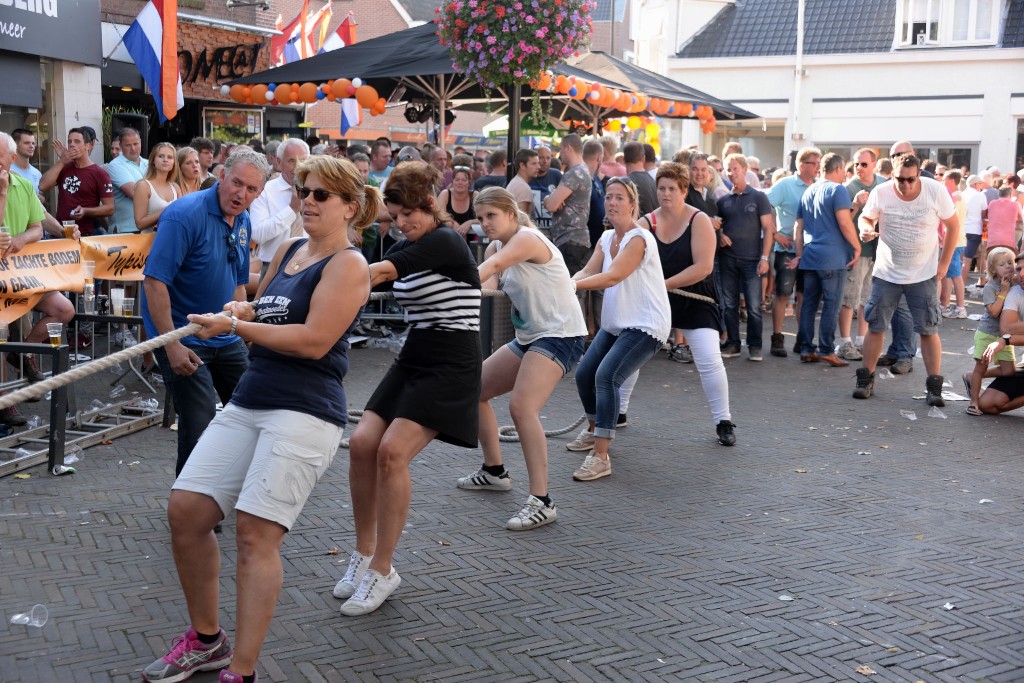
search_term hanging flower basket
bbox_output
[436,0,596,89]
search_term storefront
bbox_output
[0,2,103,167]
[101,14,301,150]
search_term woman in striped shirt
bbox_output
[336,162,482,617]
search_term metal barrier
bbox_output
[0,342,69,475]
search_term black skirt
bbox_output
[364,328,482,448]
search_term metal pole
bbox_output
[47,345,69,475]
[610,0,616,56]
[506,82,521,183]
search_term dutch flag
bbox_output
[124,0,184,123]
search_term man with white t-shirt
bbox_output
[853,154,960,406]
[961,174,988,282]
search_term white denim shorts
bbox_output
[172,403,344,530]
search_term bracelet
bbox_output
[760,255,769,261]
[997,294,1006,299]
[229,315,239,336]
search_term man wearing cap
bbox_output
[853,153,960,406]
[39,127,114,237]
[978,251,1024,415]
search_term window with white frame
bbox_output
[897,0,1001,47]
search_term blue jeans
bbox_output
[719,253,763,349]
[885,298,919,360]
[154,340,249,476]
[575,328,661,439]
[798,269,847,355]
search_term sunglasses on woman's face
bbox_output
[295,185,343,202]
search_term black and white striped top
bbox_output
[385,226,481,332]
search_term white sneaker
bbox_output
[565,428,595,452]
[506,495,557,530]
[940,304,955,318]
[953,306,968,319]
[837,340,863,361]
[332,551,371,599]
[115,330,139,348]
[572,453,611,481]
[340,567,401,616]
[456,467,512,491]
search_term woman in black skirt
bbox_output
[336,162,482,616]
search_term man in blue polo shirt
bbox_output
[142,149,269,476]
[105,128,148,234]
[767,146,820,356]
[717,153,775,361]
[792,152,860,366]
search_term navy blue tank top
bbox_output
[231,240,363,426]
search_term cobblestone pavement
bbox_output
[1,310,1022,682]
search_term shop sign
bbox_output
[0,0,101,66]
[178,42,264,86]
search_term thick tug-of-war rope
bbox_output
[1,287,710,442]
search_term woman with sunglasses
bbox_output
[644,163,735,446]
[455,187,587,530]
[337,161,481,616]
[570,177,671,481]
[143,156,373,683]
[133,142,181,233]
[436,162,478,242]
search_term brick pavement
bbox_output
[1,312,1023,682]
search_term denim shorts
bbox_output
[965,234,983,259]
[173,404,343,531]
[863,276,941,336]
[842,256,874,309]
[946,246,965,278]
[773,251,803,296]
[508,335,586,375]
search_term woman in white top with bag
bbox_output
[133,142,180,232]
[571,177,671,482]
[455,187,587,530]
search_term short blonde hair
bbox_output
[986,247,1017,279]
[723,153,748,170]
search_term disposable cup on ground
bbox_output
[10,604,47,627]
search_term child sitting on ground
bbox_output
[963,247,1018,415]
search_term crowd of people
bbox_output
[5,123,1024,683]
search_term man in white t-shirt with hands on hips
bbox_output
[852,154,960,406]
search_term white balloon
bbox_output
[265,90,275,101]
[352,77,363,88]
[220,85,230,96]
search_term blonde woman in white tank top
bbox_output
[455,187,587,531]
[133,142,181,233]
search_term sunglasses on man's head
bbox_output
[295,185,343,202]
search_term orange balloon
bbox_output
[229,84,246,103]
[355,84,378,108]
[538,72,552,90]
[677,102,694,117]
[274,84,293,104]
[554,75,569,94]
[322,81,333,93]
[250,84,267,102]
[331,78,353,99]
[298,82,319,104]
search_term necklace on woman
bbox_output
[290,244,336,271]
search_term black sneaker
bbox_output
[853,368,874,399]
[716,420,736,446]
[926,374,945,407]
[770,333,787,357]
[616,413,629,428]
[876,355,897,367]
[0,406,27,427]
[720,343,741,358]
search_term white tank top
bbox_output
[144,179,178,215]
[599,227,671,341]
[496,226,588,344]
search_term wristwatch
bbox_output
[1003,333,1012,343]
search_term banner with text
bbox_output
[0,234,152,323]
[79,233,154,282]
